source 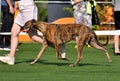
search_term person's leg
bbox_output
[9,23,21,57]
[74,9,83,24]
[114,35,120,53]
[114,11,120,55]
[31,35,43,44]
[83,13,92,48]
[84,13,92,27]
[74,9,83,48]
[0,23,21,65]
[27,28,43,44]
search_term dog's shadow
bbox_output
[15,59,111,67]
[78,63,111,67]
[27,59,70,66]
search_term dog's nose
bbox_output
[22,28,29,33]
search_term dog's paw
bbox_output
[108,59,112,63]
[62,58,69,61]
[30,61,36,65]
[69,64,76,67]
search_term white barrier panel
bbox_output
[95,30,120,35]
[35,1,112,4]
[0,32,11,35]
[0,32,43,35]
[0,30,120,36]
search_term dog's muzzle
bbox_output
[22,27,30,34]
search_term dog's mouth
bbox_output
[22,28,30,33]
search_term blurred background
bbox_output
[0,0,114,42]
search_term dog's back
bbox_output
[43,23,90,44]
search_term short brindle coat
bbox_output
[23,19,112,67]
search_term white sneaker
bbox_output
[0,55,15,65]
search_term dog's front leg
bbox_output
[55,44,69,61]
[30,46,47,64]
[55,44,61,59]
[31,40,48,64]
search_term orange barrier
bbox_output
[52,17,75,24]
[18,35,32,42]
[14,9,20,19]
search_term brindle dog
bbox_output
[23,19,112,67]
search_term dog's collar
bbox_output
[37,28,46,37]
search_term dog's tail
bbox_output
[89,31,109,46]
[98,36,109,46]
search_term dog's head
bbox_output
[23,19,47,34]
[23,19,37,33]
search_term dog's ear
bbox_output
[31,19,38,29]
[32,19,36,22]
[31,19,37,27]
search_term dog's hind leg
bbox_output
[55,44,69,60]
[54,44,62,60]
[89,41,112,63]
[60,44,66,58]
[59,44,69,61]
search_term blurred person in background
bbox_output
[0,0,15,51]
[71,0,96,27]
[0,0,42,65]
[112,0,120,55]
[71,0,96,48]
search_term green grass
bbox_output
[0,43,120,81]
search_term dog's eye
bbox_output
[25,27,29,29]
